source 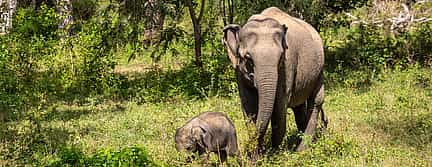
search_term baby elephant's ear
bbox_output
[190,126,204,142]
[191,126,209,149]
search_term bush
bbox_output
[12,5,58,39]
[129,58,236,103]
[0,5,125,117]
[0,6,58,118]
[323,22,432,74]
[51,146,160,166]
[72,0,97,21]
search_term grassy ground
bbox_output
[1,62,431,166]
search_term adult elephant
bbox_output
[222,7,327,153]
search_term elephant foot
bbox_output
[296,133,315,152]
[244,147,262,165]
[296,140,307,152]
[320,109,329,129]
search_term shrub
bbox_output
[72,0,97,21]
[51,146,160,166]
[12,5,58,39]
[0,6,58,117]
[323,21,432,75]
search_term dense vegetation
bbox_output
[0,0,431,166]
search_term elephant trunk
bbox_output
[255,68,278,149]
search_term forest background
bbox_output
[0,0,431,166]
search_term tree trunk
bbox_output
[58,0,74,37]
[0,0,16,34]
[35,0,54,10]
[220,0,226,26]
[143,0,165,47]
[192,22,203,68]
[185,0,205,68]
[228,0,233,24]
[219,0,234,26]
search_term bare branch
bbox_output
[344,12,368,25]
[345,2,432,34]
[414,17,432,23]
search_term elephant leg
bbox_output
[296,84,324,151]
[271,110,286,148]
[200,151,210,166]
[218,150,228,164]
[293,103,307,132]
[320,105,328,129]
[271,93,287,148]
[237,79,259,123]
[236,76,260,160]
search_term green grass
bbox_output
[1,65,431,166]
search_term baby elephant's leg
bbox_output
[198,149,209,166]
[236,152,243,167]
[218,150,228,164]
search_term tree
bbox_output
[220,0,234,26]
[117,0,182,61]
[58,0,74,37]
[185,0,205,68]
[0,0,17,34]
[35,0,54,10]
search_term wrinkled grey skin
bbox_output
[175,112,240,164]
[222,7,327,153]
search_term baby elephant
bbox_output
[175,112,240,164]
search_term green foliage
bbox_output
[0,4,126,118]
[0,110,68,165]
[2,66,431,166]
[51,146,159,166]
[127,56,235,103]
[234,0,286,23]
[12,5,58,39]
[0,38,22,119]
[64,21,117,96]
[325,0,369,13]
[235,0,369,29]
[286,0,368,29]
[72,0,97,21]
[406,23,432,65]
[261,132,359,166]
[2,1,432,166]
[0,6,58,118]
[323,22,432,75]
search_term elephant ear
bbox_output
[282,24,297,102]
[223,24,241,68]
[191,126,206,147]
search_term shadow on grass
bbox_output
[0,93,127,165]
[322,33,385,93]
[277,127,329,153]
[0,55,234,122]
[49,146,159,166]
[0,123,71,165]
[42,103,126,122]
[108,59,235,104]
[278,131,302,152]
[371,113,432,150]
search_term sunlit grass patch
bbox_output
[1,67,431,166]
